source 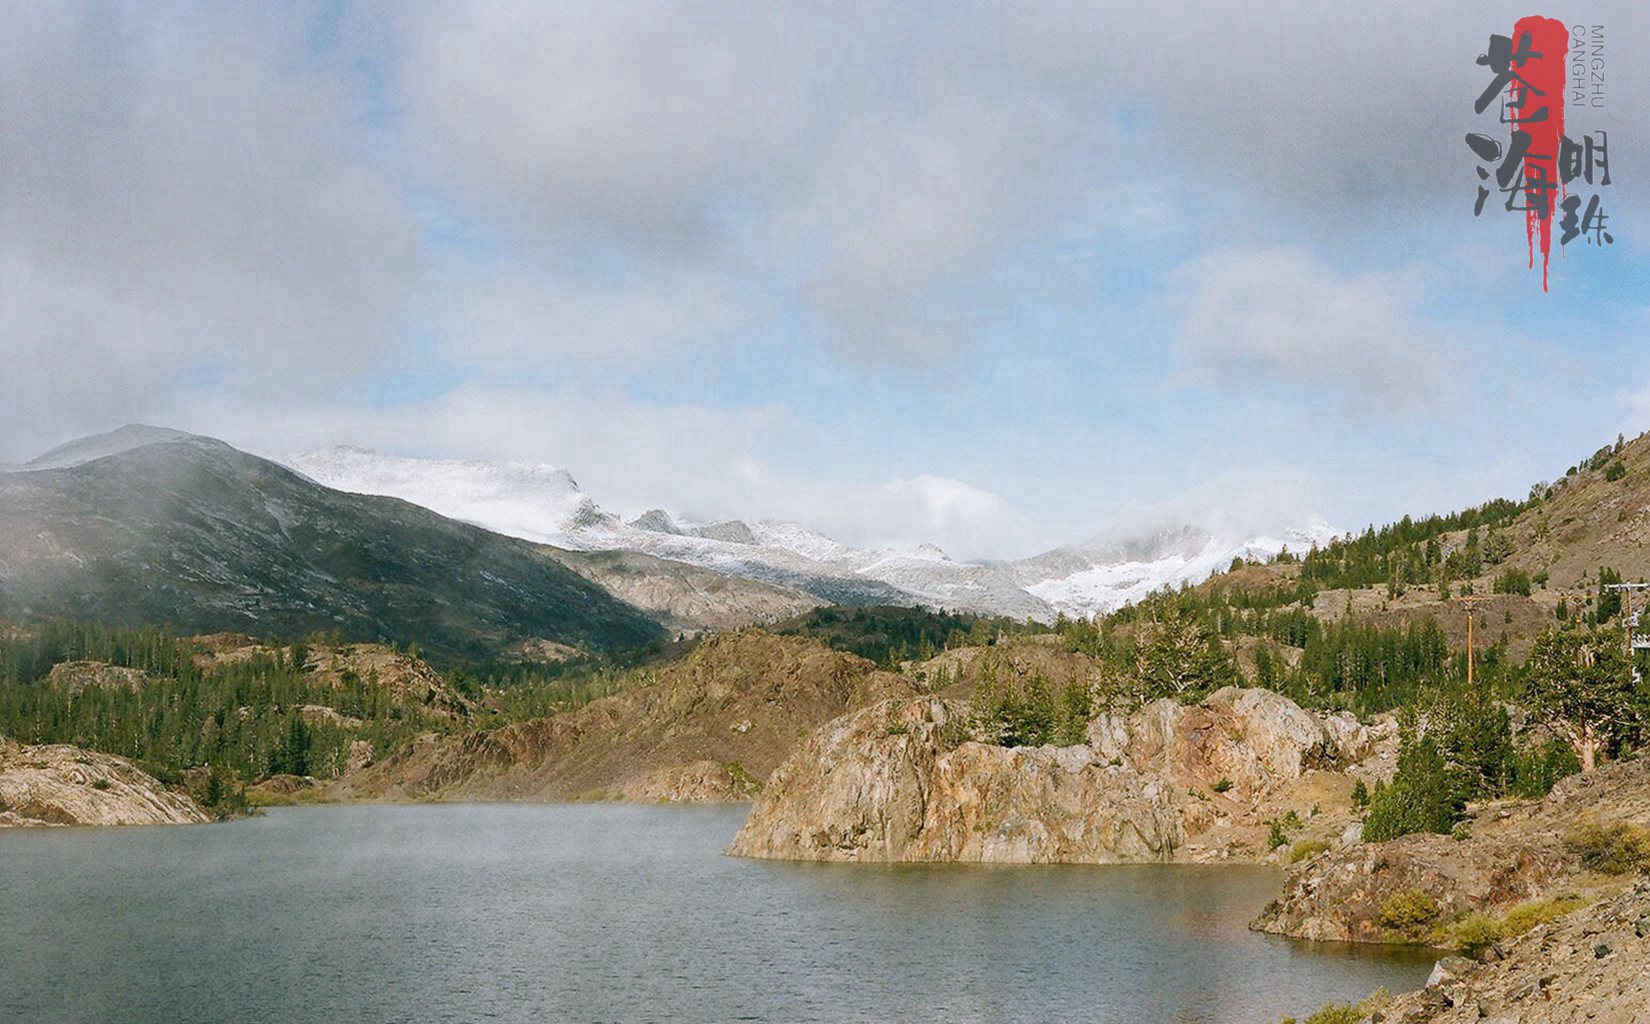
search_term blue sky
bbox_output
[4,2,1650,559]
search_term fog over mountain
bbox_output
[0,427,666,660]
[290,443,1337,620]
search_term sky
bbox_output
[4,1,1650,561]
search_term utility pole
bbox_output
[1459,594,1493,689]
[1602,581,1650,663]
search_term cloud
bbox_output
[384,2,1119,363]
[163,384,1029,560]
[379,1,1650,368]
[1169,247,1457,416]
[428,259,747,374]
[0,4,421,455]
[1620,378,1650,435]
[6,1,1643,560]
[833,474,1029,560]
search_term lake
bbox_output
[0,804,1434,1023]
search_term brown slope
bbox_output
[545,547,824,634]
[1178,431,1650,661]
[328,630,915,803]
[1504,430,1650,587]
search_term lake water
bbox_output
[0,805,1434,1024]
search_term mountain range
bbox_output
[288,444,1337,620]
[0,426,664,661]
[0,425,1337,657]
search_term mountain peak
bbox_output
[629,509,682,534]
[22,425,221,472]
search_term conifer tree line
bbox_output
[0,621,664,815]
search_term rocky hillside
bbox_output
[0,427,665,661]
[1364,878,1650,1024]
[1503,432,1650,588]
[329,631,914,803]
[729,686,1394,863]
[1252,758,1650,945]
[194,634,477,718]
[547,547,823,634]
[0,738,209,827]
[1181,429,1650,662]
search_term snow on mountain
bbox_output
[1011,516,1340,618]
[287,446,619,544]
[286,445,1334,621]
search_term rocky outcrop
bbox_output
[619,760,763,803]
[1366,879,1650,1024]
[329,631,914,804]
[1251,835,1567,944]
[0,738,210,827]
[1252,758,1650,944]
[198,637,476,718]
[548,547,824,633]
[730,686,1392,863]
[43,661,152,693]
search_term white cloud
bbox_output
[428,259,747,373]
[0,4,421,455]
[163,384,1030,560]
[1169,247,1457,416]
[810,474,1029,561]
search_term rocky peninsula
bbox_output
[729,686,1394,863]
[0,737,209,827]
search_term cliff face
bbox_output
[729,686,1393,863]
[1252,758,1650,945]
[0,739,210,827]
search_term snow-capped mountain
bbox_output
[288,445,1335,621]
[1008,519,1339,619]
[287,446,620,543]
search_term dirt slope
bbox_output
[329,631,914,803]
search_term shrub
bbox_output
[1212,777,1233,793]
[1566,823,1650,875]
[1449,894,1589,959]
[1299,1005,1361,1024]
[1290,838,1331,863]
[1379,888,1441,933]
[1500,894,1587,937]
[1449,913,1501,958]
[1507,740,1580,798]
[1493,567,1532,596]
[1605,461,1627,482]
[90,779,110,791]
[1265,809,1307,850]
[1268,819,1290,850]
[1350,778,1369,810]
[1283,991,1390,1024]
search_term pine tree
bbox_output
[1524,625,1639,772]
